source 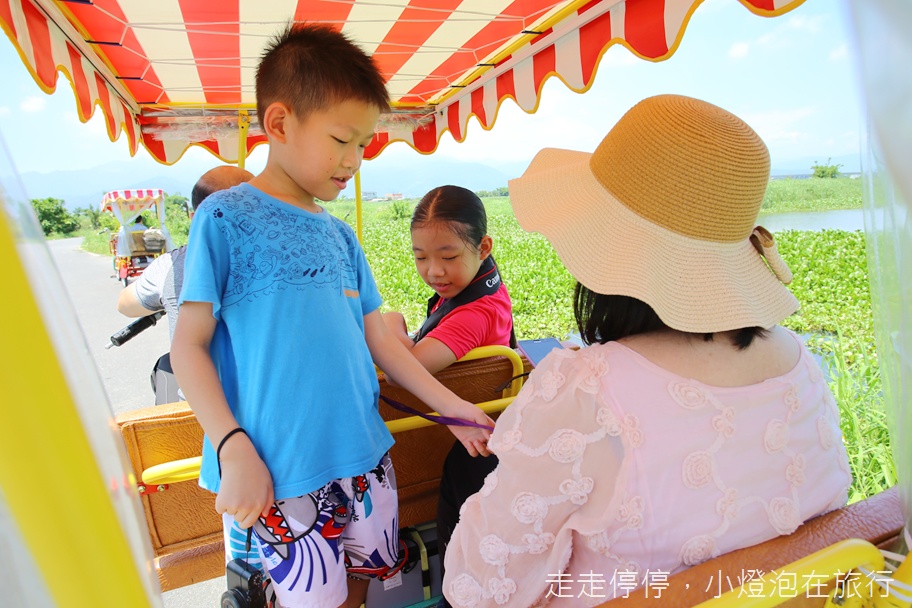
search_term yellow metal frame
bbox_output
[0,215,154,605]
[142,345,525,485]
[355,171,364,244]
[237,110,250,170]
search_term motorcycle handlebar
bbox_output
[105,311,166,349]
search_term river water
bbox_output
[760,208,865,232]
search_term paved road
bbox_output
[47,237,223,607]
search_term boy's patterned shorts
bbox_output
[223,452,400,608]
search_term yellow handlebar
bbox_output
[141,346,527,485]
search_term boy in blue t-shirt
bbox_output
[172,25,494,608]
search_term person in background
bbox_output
[443,94,851,607]
[117,166,254,341]
[381,185,514,607]
[116,165,253,405]
[130,215,148,231]
[171,25,494,608]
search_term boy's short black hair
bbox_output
[573,282,766,349]
[256,24,390,122]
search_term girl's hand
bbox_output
[214,434,274,528]
[445,399,496,457]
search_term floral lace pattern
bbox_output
[682,451,715,488]
[445,337,852,607]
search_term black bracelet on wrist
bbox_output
[216,427,248,479]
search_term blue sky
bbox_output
[0,0,864,186]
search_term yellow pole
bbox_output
[0,214,155,606]
[355,170,363,244]
[237,110,250,170]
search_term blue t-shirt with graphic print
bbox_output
[180,183,393,500]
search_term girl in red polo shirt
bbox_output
[381,185,514,606]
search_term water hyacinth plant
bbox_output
[357,200,888,502]
[78,180,891,501]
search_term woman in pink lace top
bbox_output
[442,95,851,607]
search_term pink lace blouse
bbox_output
[444,334,851,607]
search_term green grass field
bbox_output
[79,176,890,500]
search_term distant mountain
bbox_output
[17,154,526,209]
[359,155,520,198]
[18,160,203,210]
[16,149,860,210]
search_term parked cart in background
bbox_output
[101,189,174,286]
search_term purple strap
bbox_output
[379,395,494,431]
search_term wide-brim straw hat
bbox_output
[509,94,798,333]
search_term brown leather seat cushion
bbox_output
[597,487,904,607]
[116,352,525,591]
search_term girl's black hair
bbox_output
[573,282,766,349]
[411,185,487,249]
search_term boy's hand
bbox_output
[443,399,496,457]
[215,434,275,528]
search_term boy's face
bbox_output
[278,99,380,204]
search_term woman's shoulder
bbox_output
[615,326,806,388]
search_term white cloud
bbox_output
[757,32,778,46]
[740,107,817,144]
[0,106,10,117]
[20,96,47,113]
[786,15,822,33]
[729,42,750,59]
[829,44,848,61]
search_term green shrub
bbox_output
[31,198,79,236]
[811,158,843,178]
[389,199,412,221]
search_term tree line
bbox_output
[30,193,191,237]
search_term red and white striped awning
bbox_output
[100,188,164,213]
[1,0,804,165]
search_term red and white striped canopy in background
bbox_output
[1,0,804,165]
[100,188,163,213]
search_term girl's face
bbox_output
[411,222,493,300]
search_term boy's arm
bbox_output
[171,302,274,527]
[364,310,493,457]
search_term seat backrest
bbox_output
[378,354,522,527]
[114,352,528,590]
[598,487,904,607]
[129,231,148,254]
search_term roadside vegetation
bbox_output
[48,174,887,500]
